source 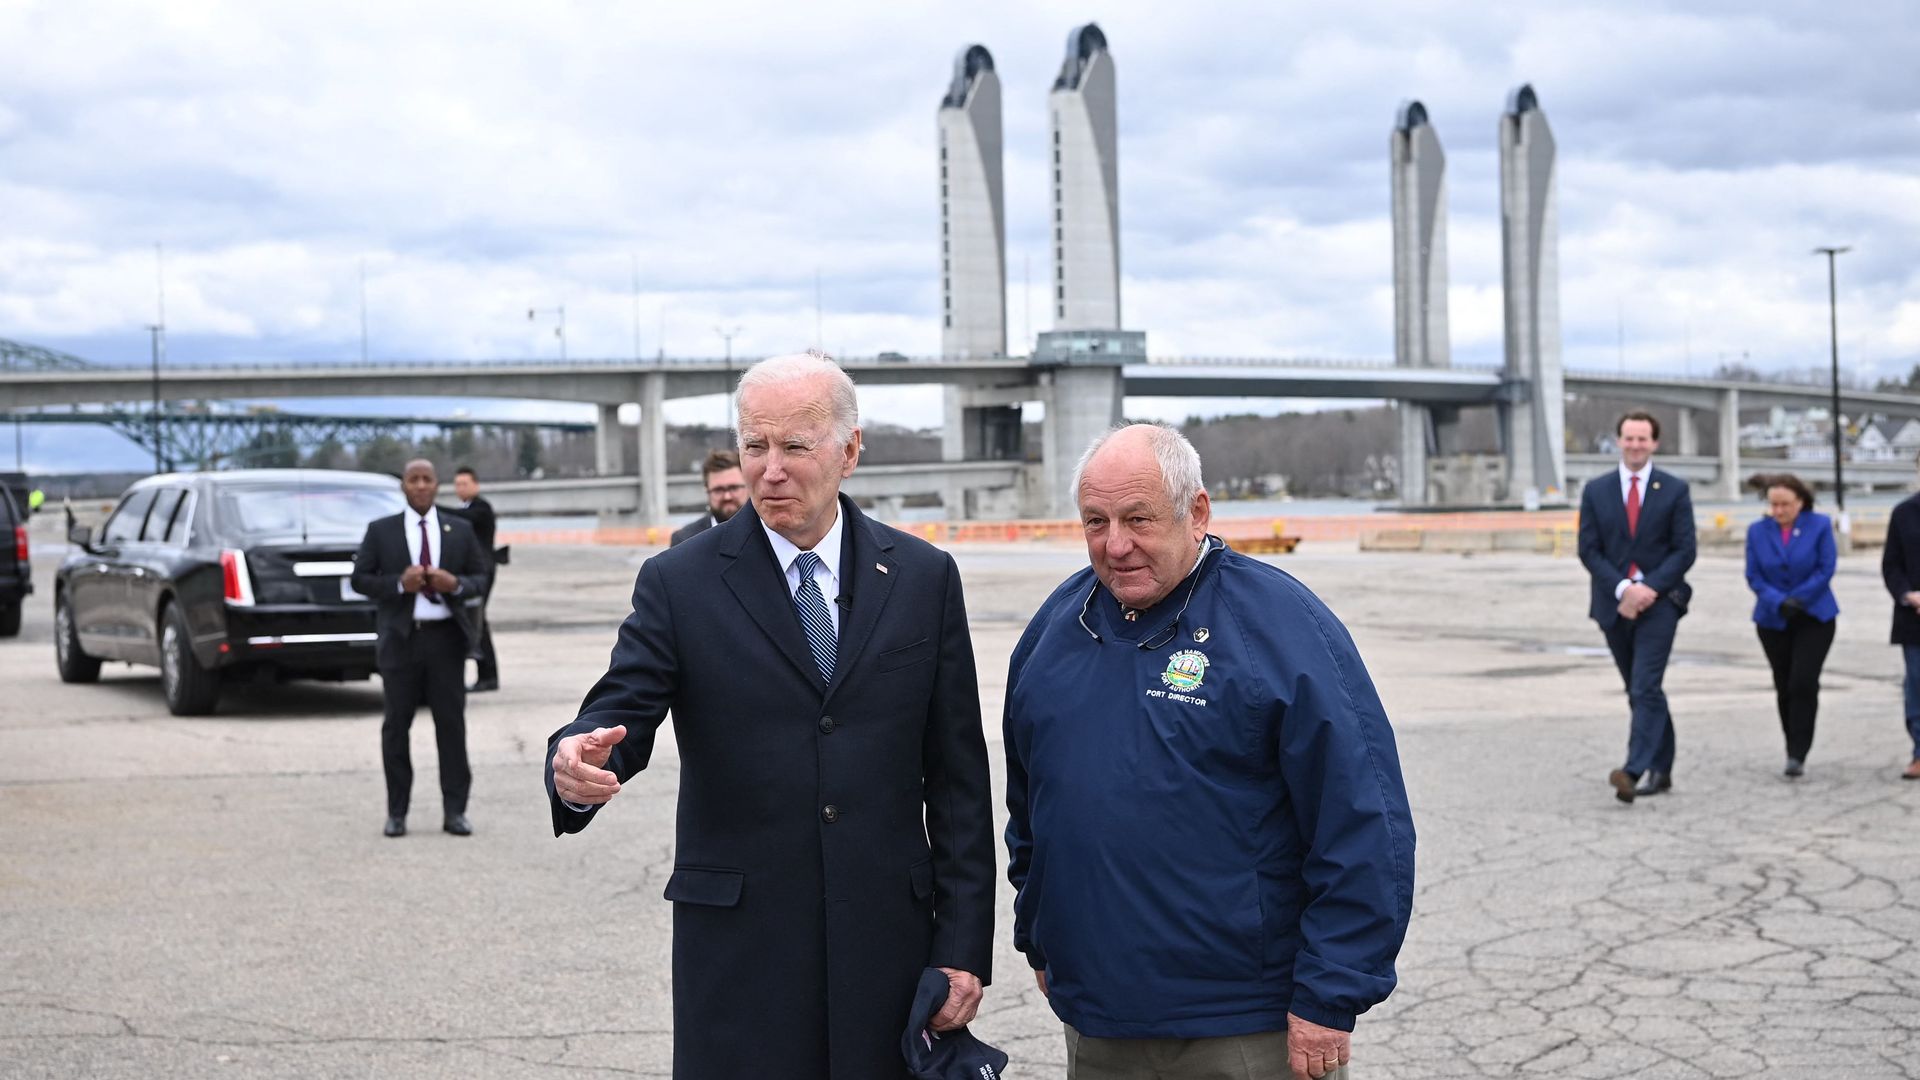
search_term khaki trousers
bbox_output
[1065,1024,1349,1080]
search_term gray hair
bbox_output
[1071,422,1205,520]
[735,351,860,450]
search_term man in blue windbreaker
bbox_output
[1005,424,1415,1080]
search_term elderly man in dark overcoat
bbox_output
[545,352,996,1079]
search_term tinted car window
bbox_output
[213,482,404,543]
[144,489,185,542]
[164,491,196,547]
[102,489,159,544]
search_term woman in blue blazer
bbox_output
[1745,473,1839,777]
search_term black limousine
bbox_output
[56,469,407,714]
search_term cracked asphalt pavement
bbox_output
[5,539,1920,1078]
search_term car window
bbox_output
[143,489,185,542]
[164,491,196,547]
[213,482,405,543]
[102,488,159,544]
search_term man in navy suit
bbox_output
[1578,410,1697,804]
[544,353,995,1079]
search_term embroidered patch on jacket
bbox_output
[1161,649,1209,692]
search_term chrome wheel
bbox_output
[55,603,71,665]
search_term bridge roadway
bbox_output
[8,355,1919,416]
[11,356,1920,518]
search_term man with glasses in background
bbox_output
[671,449,748,546]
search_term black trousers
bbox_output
[474,620,498,683]
[1755,616,1837,763]
[379,620,471,817]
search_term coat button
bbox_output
[821,804,839,823]
[818,715,835,734]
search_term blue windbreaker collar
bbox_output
[1077,535,1225,648]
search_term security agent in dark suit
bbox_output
[1577,410,1697,804]
[353,459,491,838]
[446,466,501,691]
[546,354,996,1080]
[668,448,747,546]
[1881,476,1920,780]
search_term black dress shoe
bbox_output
[467,678,499,693]
[1609,769,1637,804]
[1635,771,1673,796]
[1784,758,1805,778]
[443,813,472,836]
[384,816,406,838]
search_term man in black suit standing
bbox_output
[448,466,500,692]
[668,448,747,546]
[1578,410,1697,804]
[353,459,491,838]
[546,353,995,1079]
[1880,466,1920,780]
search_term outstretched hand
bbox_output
[551,725,628,805]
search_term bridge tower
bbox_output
[939,45,1006,360]
[1390,100,1454,505]
[1050,23,1121,333]
[937,44,1027,516]
[1497,84,1567,501]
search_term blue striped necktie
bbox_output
[792,550,835,681]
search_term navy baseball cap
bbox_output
[901,967,1009,1080]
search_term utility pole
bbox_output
[1814,246,1851,515]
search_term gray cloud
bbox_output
[0,0,1913,423]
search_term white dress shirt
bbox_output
[761,508,845,640]
[1614,462,1653,598]
[403,506,454,622]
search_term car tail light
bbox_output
[13,526,25,564]
[221,549,256,606]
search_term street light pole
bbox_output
[1814,246,1850,513]
[527,305,567,360]
[715,323,743,439]
[148,324,164,473]
[150,242,167,474]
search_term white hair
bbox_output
[735,351,860,449]
[1071,422,1205,520]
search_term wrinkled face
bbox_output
[1079,439,1211,610]
[1618,419,1658,471]
[738,379,858,548]
[1767,486,1803,526]
[704,466,747,522]
[402,462,438,514]
[453,474,478,502]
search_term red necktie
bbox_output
[1626,475,1641,579]
[418,517,442,604]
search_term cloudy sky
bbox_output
[2,0,1916,468]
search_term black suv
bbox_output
[0,485,30,637]
[56,469,405,714]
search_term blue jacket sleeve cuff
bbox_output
[1288,998,1356,1033]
